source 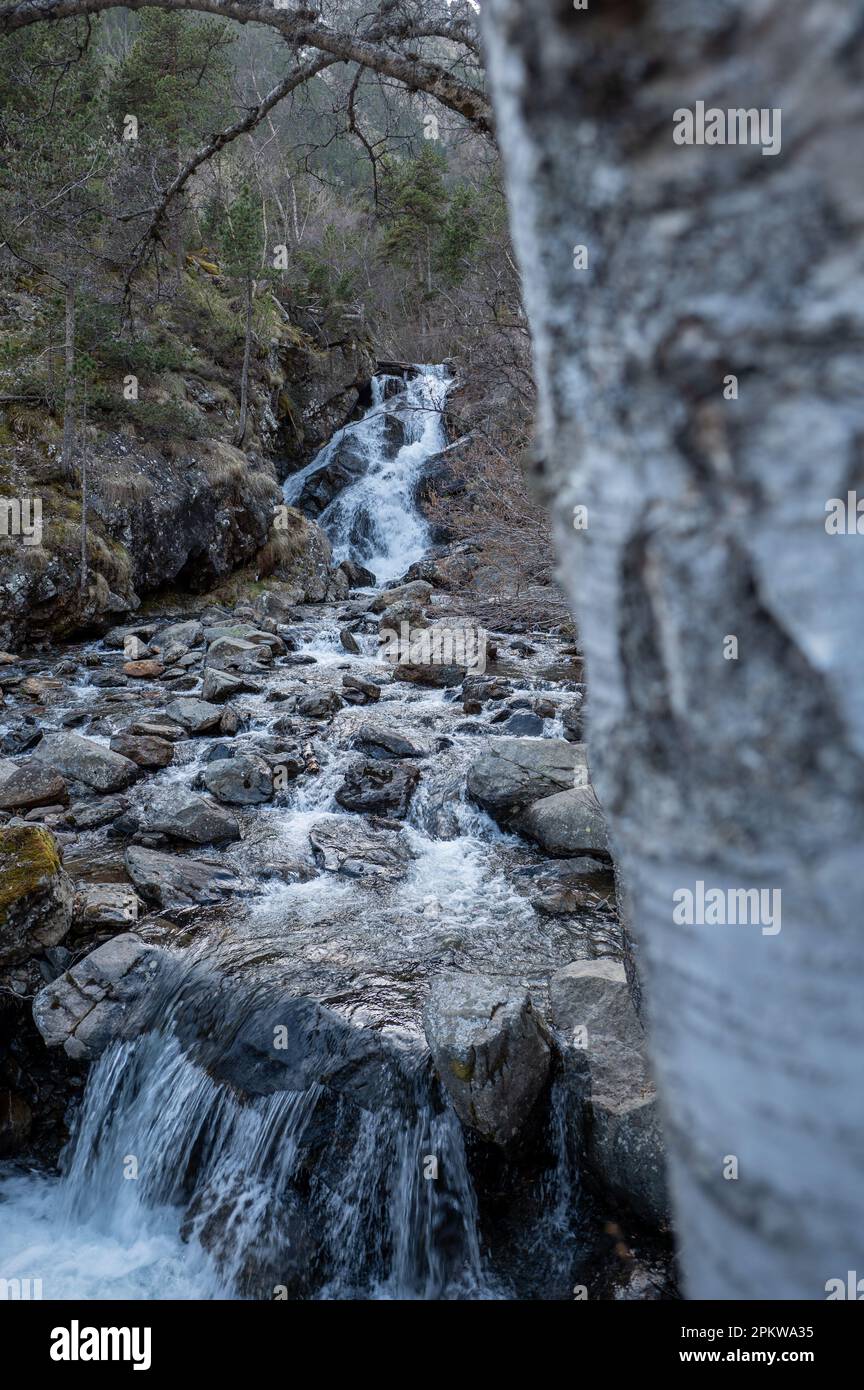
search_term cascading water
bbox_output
[0,364,650,1301]
[283,366,451,584]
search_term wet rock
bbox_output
[297,690,343,719]
[109,733,174,769]
[142,789,241,844]
[201,668,261,703]
[339,628,361,654]
[496,713,544,737]
[369,580,432,613]
[125,845,241,909]
[206,635,272,674]
[0,825,73,967]
[339,559,376,588]
[0,719,42,756]
[0,759,68,812]
[393,661,466,689]
[353,726,427,760]
[466,738,588,827]
[341,675,380,705]
[123,659,165,679]
[203,753,274,805]
[33,732,140,794]
[67,796,127,831]
[335,760,420,818]
[424,974,551,1147]
[73,883,140,928]
[0,1088,32,1157]
[152,619,204,652]
[164,697,223,735]
[562,704,584,742]
[309,817,415,883]
[104,623,160,650]
[522,786,609,857]
[378,600,430,633]
[550,960,669,1229]
[32,932,166,1061]
[130,719,186,742]
[219,705,242,737]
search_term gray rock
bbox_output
[353,726,427,760]
[73,883,140,928]
[309,817,415,883]
[335,760,420,818]
[201,668,261,703]
[32,933,165,1060]
[521,786,609,856]
[339,628,361,654]
[33,732,140,793]
[341,675,380,705]
[125,844,241,909]
[130,720,186,742]
[297,690,343,719]
[369,580,433,613]
[203,754,274,805]
[142,788,241,844]
[550,960,669,1228]
[205,635,271,673]
[67,796,127,830]
[466,737,588,826]
[164,697,224,735]
[0,759,68,812]
[424,974,551,1146]
[152,619,204,652]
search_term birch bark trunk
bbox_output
[482,0,864,1299]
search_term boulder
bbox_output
[73,883,140,928]
[353,726,427,760]
[339,628,361,655]
[335,760,420,818]
[203,754,274,805]
[341,675,380,705]
[123,659,165,679]
[550,960,669,1228]
[32,933,166,1060]
[466,738,588,826]
[130,719,186,742]
[33,732,140,793]
[296,690,343,719]
[309,817,415,883]
[521,786,609,856]
[164,697,223,735]
[205,636,271,674]
[109,733,174,769]
[125,844,241,909]
[67,796,127,831]
[424,974,551,1147]
[0,825,73,967]
[392,661,466,689]
[339,559,376,588]
[142,788,241,844]
[152,619,204,652]
[0,759,68,812]
[201,668,261,703]
[369,580,433,614]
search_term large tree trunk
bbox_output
[482,0,864,1299]
[61,279,76,478]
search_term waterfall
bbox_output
[284,365,451,584]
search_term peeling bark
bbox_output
[482,0,864,1299]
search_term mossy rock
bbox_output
[0,824,73,966]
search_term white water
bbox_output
[0,365,610,1302]
[284,366,451,584]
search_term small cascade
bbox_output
[284,365,451,583]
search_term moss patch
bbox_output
[0,826,62,926]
